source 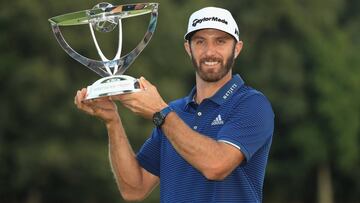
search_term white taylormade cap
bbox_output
[184,7,240,41]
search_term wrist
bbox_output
[105,115,122,129]
[155,102,169,114]
[152,106,174,127]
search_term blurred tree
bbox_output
[0,0,359,202]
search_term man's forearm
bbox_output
[161,112,244,180]
[106,119,149,199]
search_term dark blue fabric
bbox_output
[137,74,274,203]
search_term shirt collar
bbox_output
[209,74,244,105]
[185,86,197,108]
[185,74,244,107]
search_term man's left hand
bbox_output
[112,77,168,119]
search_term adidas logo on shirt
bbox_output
[211,114,224,126]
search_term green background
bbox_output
[1,0,359,202]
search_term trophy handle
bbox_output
[49,3,159,77]
[116,11,157,75]
[51,25,111,77]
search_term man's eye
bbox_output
[195,40,204,45]
[217,39,226,44]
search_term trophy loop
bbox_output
[88,2,122,75]
[49,3,159,99]
[49,3,158,77]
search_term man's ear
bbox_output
[184,41,192,58]
[234,41,243,59]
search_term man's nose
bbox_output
[204,42,217,56]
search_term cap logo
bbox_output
[192,17,228,27]
[235,28,239,36]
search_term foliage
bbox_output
[0,0,359,202]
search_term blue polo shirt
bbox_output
[137,74,274,203]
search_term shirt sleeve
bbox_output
[217,93,274,163]
[136,128,162,177]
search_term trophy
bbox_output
[49,3,159,100]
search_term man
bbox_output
[75,7,274,203]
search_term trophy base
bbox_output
[85,75,140,100]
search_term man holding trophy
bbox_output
[70,5,274,203]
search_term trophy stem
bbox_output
[89,18,124,76]
[114,18,123,74]
[89,23,113,75]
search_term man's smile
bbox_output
[203,61,220,66]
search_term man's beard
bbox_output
[191,49,235,82]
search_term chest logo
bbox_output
[211,114,224,126]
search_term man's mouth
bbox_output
[201,58,222,66]
[204,61,220,66]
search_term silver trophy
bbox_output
[49,3,158,100]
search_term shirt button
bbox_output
[193,126,198,130]
[197,112,202,116]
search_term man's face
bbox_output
[185,29,243,82]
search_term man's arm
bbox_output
[75,89,159,201]
[161,112,245,180]
[106,118,159,201]
[114,78,245,180]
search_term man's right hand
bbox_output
[74,88,120,125]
